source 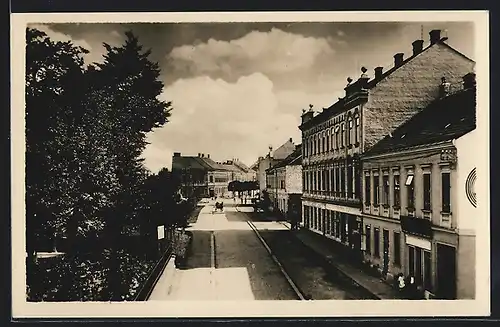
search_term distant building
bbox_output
[299,30,475,268]
[265,144,303,222]
[254,138,296,192]
[360,74,476,299]
[172,153,255,199]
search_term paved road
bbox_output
[233,206,375,300]
[148,199,298,301]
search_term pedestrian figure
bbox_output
[397,273,406,295]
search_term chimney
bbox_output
[412,39,424,56]
[463,73,476,89]
[394,53,404,67]
[173,152,181,157]
[301,105,314,124]
[374,66,383,80]
[429,29,441,45]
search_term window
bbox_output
[321,169,326,191]
[394,174,401,207]
[365,225,371,254]
[209,175,214,183]
[365,175,371,205]
[341,123,345,147]
[347,118,353,145]
[383,174,390,206]
[374,228,380,258]
[406,173,415,208]
[335,212,341,238]
[280,180,285,189]
[393,232,401,265]
[335,128,340,149]
[347,163,353,198]
[326,132,330,151]
[442,172,451,213]
[355,165,361,199]
[355,116,360,143]
[330,131,334,151]
[423,173,431,211]
[373,175,380,205]
[322,134,326,153]
[340,166,345,197]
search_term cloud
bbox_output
[141,73,334,173]
[29,23,93,52]
[167,27,335,82]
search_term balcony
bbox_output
[400,215,433,239]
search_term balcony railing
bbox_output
[400,215,433,239]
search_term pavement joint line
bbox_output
[246,219,306,301]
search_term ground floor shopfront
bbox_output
[361,215,474,299]
[302,200,363,261]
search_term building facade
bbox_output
[254,138,296,192]
[360,75,476,299]
[299,30,475,264]
[266,145,303,220]
[172,153,255,199]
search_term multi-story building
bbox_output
[360,73,476,299]
[253,138,296,192]
[299,30,475,262]
[172,153,255,199]
[265,144,303,218]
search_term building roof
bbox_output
[364,86,476,157]
[172,154,253,173]
[172,156,215,171]
[267,144,302,171]
[302,38,474,128]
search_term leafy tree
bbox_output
[25,27,90,255]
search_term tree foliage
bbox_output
[25,28,176,256]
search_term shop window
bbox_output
[424,250,432,291]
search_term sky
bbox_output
[29,21,475,173]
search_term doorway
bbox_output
[383,229,390,276]
[437,243,457,299]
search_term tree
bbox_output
[25,27,90,255]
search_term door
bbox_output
[437,243,457,299]
[383,229,390,275]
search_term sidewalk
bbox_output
[290,227,403,300]
[250,209,403,300]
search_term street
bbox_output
[148,198,372,301]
